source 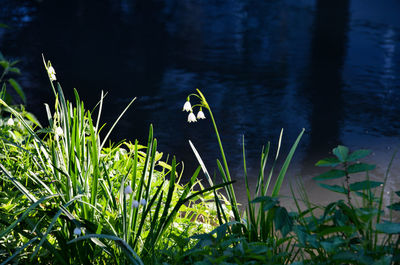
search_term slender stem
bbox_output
[207,107,240,221]
[344,162,351,204]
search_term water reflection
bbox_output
[0,0,399,185]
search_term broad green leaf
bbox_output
[376,222,400,234]
[8,78,26,103]
[313,169,346,180]
[333,145,349,162]
[274,206,293,237]
[347,149,371,162]
[315,157,340,167]
[332,251,360,261]
[0,60,8,69]
[387,202,400,211]
[347,163,375,174]
[395,191,400,197]
[320,237,344,253]
[318,183,347,194]
[349,180,382,191]
[319,225,355,236]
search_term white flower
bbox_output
[132,200,139,208]
[187,112,197,123]
[124,185,133,194]
[55,127,63,137]
[73,227,81,236]
[182,101,192,112]
[140,198,147,206]
[7,118,14,126]
[197,110,206,119]
[48,66,56,81]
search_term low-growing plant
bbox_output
[290,145,400,264]
[0,59,226,264]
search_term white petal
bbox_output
[7,118,14,126]
[197,111,206,119]
[55,127,63,137]
[188,112,197,123]
[183,101,192,112]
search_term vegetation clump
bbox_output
[0,57,399,264]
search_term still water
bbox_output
[1,0,400,204]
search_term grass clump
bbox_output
[1,58,399,265]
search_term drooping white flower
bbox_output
[7,118,14,126]
[187,112,197,123]
[197,110,206,119]
[140,198,147,206]
[124,185,133,194]
[48,66,56,81]
[132,200,139,208]
[73,227,81,236]
[182,101,192,112]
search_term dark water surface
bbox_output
[1,0,400,201]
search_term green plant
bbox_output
[0,49,26,105]
[290,145,400,264]
[0,60,225,264]
[182,89,304,265]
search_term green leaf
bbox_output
[332,251,360,261]
[313,169,346,180]
[347,163,375,174]
[274,207,293,237]
[9,67,21,74]
[347,149,371,162]
[24,111,42,128]
[387,202,400,211]
[333,145,349,162]
[315,157,340,167]
[395,191,400,197]
[318,183,347,194]
[8,78,26,103]
[271,128,304,197]
[0,23,8,28]
[319,225,355,236]
[0,60,9,69]
[349,180,382,191]
[250,195,279,211]
[376,222,400,234]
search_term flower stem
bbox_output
[207,107,240,221]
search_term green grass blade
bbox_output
[100,97,136,150]
[67,234,143,265]
[0,195,58,238]
[271,128,304,198]
[0,237,38,265]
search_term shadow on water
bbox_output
[300,0,350,174]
